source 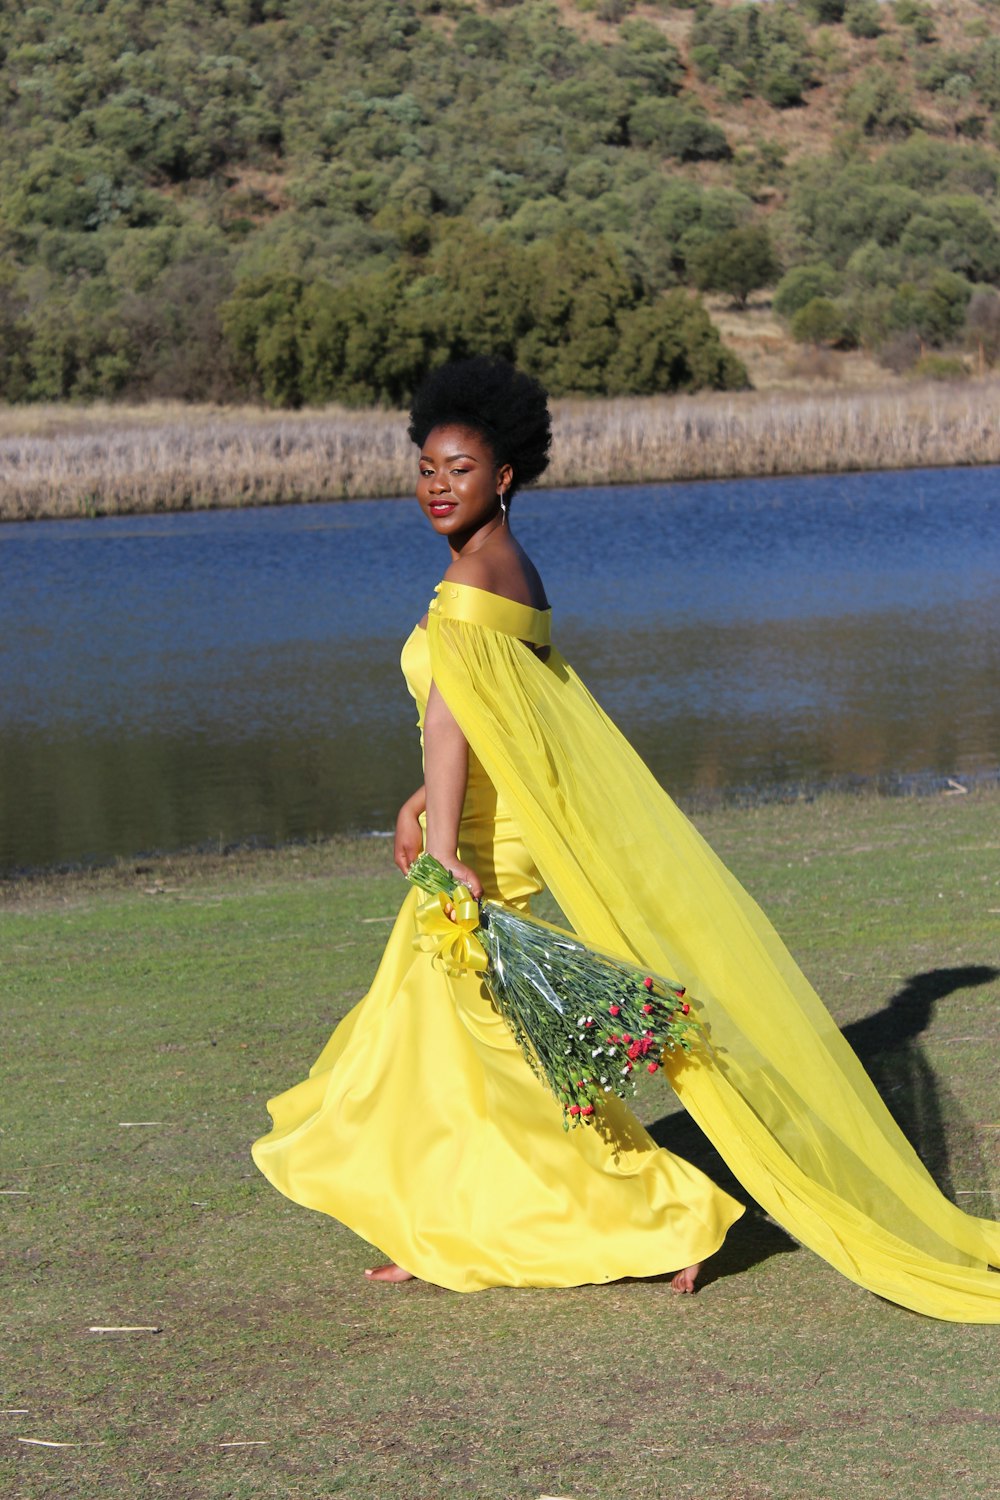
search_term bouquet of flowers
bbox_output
[407,853,701,1128]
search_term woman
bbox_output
[253,358,1000,1320]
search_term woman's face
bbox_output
[416,424,512,550]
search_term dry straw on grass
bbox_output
[1,381,999,522]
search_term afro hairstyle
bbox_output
[407,356,552,499]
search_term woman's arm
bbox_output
[422,681,482,898]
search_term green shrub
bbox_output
[844,1,882,40]
[890,271,972,344]
[842,68,920,138]
[763,69,805,109]
[596,0,634,20]
[790,297,846,345]
[611,292,749,394]
[628,98,731,160]
[894,1,935,43]
[844,240,900,289]
[717,64,751,103]
[773,262,842,319]
[453,16,506,57]
[897,196,1000,284]
[690,43,721,80]
[967,37,1000,110]
[612,20,684,95]
[911,353,967,380]
[801,1,846,22]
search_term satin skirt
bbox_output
[251,778,744,1292]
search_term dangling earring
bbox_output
[499,488,508,526]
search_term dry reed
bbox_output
[1,381,998,522]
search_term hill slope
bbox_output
[1,0,998,404]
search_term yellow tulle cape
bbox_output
[428,580,1000,1322]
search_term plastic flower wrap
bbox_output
[407,853,701,1128]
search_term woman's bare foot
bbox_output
[364,1262,416,1284]
[670,1262,701,1294]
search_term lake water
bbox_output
[1,466,998,874]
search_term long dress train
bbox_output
[254,581,1000,1319]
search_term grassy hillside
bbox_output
[1,0,999,406]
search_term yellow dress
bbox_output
[255,581,1000,1318]
[252,590,744,1292]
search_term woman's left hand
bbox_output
[428,852,483,903]
[394,791,425,875]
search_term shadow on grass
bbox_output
[842,964,999,1204]
[645,964,999,1287]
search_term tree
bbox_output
[628,99,731,161]
[790,297,846,345]
[898,196,1000,284]
[219,273,306,406]
[964,288,1000,367]
[689,225,781,306]
[801,0,846,20]
[610,292,748,395]
[889,271,972,345]
[773,262,842,319]
[845,1,882,39]
[842,68,920,138]
[612,20,684,96]
[894,1,935,44]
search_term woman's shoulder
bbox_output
[444,544,548,612]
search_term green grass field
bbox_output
[2,793,998,1500]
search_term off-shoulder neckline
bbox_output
[433,579,551,617]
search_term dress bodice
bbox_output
[398,580,548,907]
[399,623,432,729]
[400,579,552,731]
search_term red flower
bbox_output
[609,1004,621,1017]
[642,1003,653,1014]
[581,1104,595,1117]
[676,986,686,998]
[681,1002,690,1015]
[643,976,654,992]
[568,1105,581,1117]
[627,1041,642,1061]
[647,1062,659,1074]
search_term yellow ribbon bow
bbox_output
[413,884,488,977]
